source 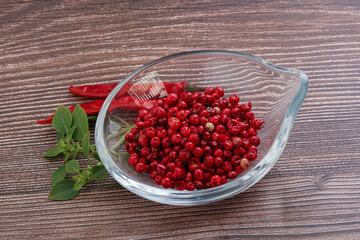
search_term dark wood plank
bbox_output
[1,0,360,239]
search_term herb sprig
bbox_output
[44,105,106,201]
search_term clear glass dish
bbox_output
[95,50,308,206]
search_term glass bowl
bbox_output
[95,50,308,206]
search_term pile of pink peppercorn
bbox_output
[125,86,265,191]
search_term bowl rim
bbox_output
[95,50,309,205]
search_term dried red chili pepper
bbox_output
[38,81,204,125]
[36,100,106,125]
[36,97,155,125]
[70,83,117,98]
[70,81,203,98]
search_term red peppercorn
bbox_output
[184,172,193,181]
[150,170,158,179]
[218,134,229,145]
[135,162,146,173]
[231,155,241,166]
[247,151,257,161]
[202,131,212,141]
[171,133,182,145]
[180,126,191,137]
[242,138,250,149]
[150,136,161,147]
[189,114,200,125]
[210,175,221,187]
[223,150,233,160]
[125,133,134,143]
[178,150,191,161]
[204,155,215,167]
[166,162,176,172]
[157,164,167,177]
[168,151,177,161]
[249,135,260,146]
[212,132,220,141]
[166,93,179,106]
[251,119,265,130]
[245,111,254,120]
[213,149,224,158]
[223,161,232,172]
[193,169,204,180]
[176,110,188,120]
[204,87,214,95]
[188,158,200,171]
[203,146,213,156]
[197,125,205,134]
[240,158,250,169]
[199,109,209,117]
[154,175,162,185]
[138,109,149,120]
[205,122,215,132]
[232,137,242,148]
[188,133,200,145]
[223,140,233,150]
[192,147,204,157]
[177,101,188,110]
[229,126,241,136]
[209,115,220,126]
[126,143,135,154]
[235,166,243,174]
[227,171,238,179]
[157,129,167,138]
[248,145,258,152]
[138,134,149,147]
[192,102,204,113]
[161,177,172,188]
[186,181,196,191]
[161,136,172,148]
[229,94,240,105]
[140,147,151,157]
[214,157,224,167]
[168,117,181,130]
[214,124,225,134]
[174,180,186,191]
[247,127,257,136]
[175,159,184,167]
[208,140,218,149]
[128,153,139,166]
[214,87,224,97]
[216,167,225,176]
[185,141,195,151]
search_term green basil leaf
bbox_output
[51,166,67,185]
[43,146,63,157]
[65,126,76,143]
[82,132,90,160]
[72,104,89,141]
[92,151,100,161]
[65,160,80,174]
[52,106,72,134]
[64,152,71,162]
[56,132,65,143]
[47,179,80,201]
[90,165,106,180]
[73,181,84,191]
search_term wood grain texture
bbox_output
[1,0,360,239]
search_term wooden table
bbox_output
[1,0,360,239]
